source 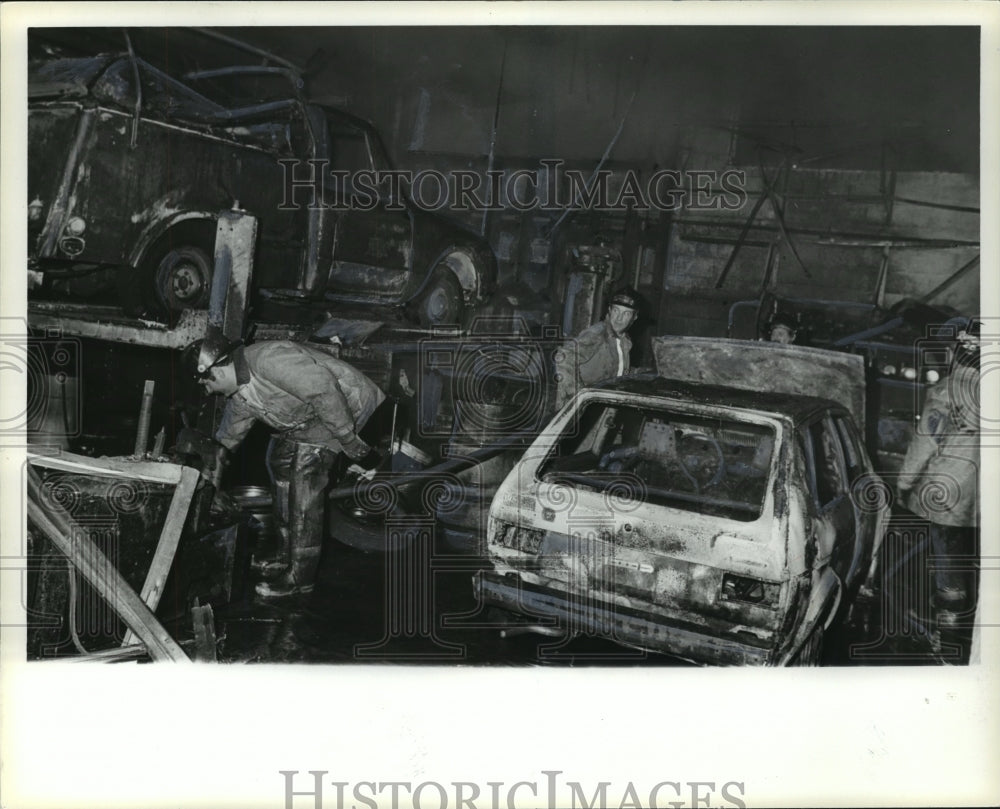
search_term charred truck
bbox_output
[27,30,496,326]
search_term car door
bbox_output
[325,116,413,298]
[832,413,880,587]
[800,414,856,583]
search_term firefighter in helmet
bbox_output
[553,287,640,410]
[186,332,385,599]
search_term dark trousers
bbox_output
[929,521,978,608]
[266,437,337,579]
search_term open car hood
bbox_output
[652,336,867,431]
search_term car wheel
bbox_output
[153,246,213,312]
[327,500,415,553]
[417,268,464,328]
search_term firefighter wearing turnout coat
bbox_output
[189,335,386,599]
[897,318,981,645]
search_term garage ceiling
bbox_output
[31,26,980,172]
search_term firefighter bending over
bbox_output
[187,334,386,599]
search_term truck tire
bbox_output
[153,245,213,312]
[416,268,464,328]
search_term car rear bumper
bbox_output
[477,571,775,666]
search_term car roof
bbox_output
[588,372,848,425]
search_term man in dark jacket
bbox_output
[191,334,386,599]
[553,287,640,410]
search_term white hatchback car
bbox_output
[478,337,888,665]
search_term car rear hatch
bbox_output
[486,397,793,665]
[652,335,867,432]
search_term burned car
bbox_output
[27,34,496,324]
[478,337,889,665]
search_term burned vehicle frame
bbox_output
[478,338,889,665]
[27,28,496,325]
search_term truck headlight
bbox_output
[65,216,87,236]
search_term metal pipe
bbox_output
[190,27,305,73]
[328,430,538,501]
[195,99,299,123]
[761,240,780,292]
[387,400,399,464]
[500,625,567,639]
[679,234,771,248]
[123,29,142,148]
[678,218,980,249]
[874,245,891,308]
[760,157,812,280]
[816,238,940,248]
[714,170,775,289]
[846,194,980,214]
[134,380,155,458]
[481,39,507,238]
[184,66,301,85]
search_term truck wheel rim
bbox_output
[171,262,204,301]
[426,288,450,320]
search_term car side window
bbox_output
[803,416,847,509]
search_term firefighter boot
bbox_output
[254,544,321,599]
[252,443,295,579]
[254,441,333,600]
[935,586,966,629]
[251,524,291,580]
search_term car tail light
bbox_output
[489,519,544,554]
[720,573,780,608]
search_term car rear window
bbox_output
[538,402,775,521]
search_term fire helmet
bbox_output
[608,287,640,311]
[185,330,241,380]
